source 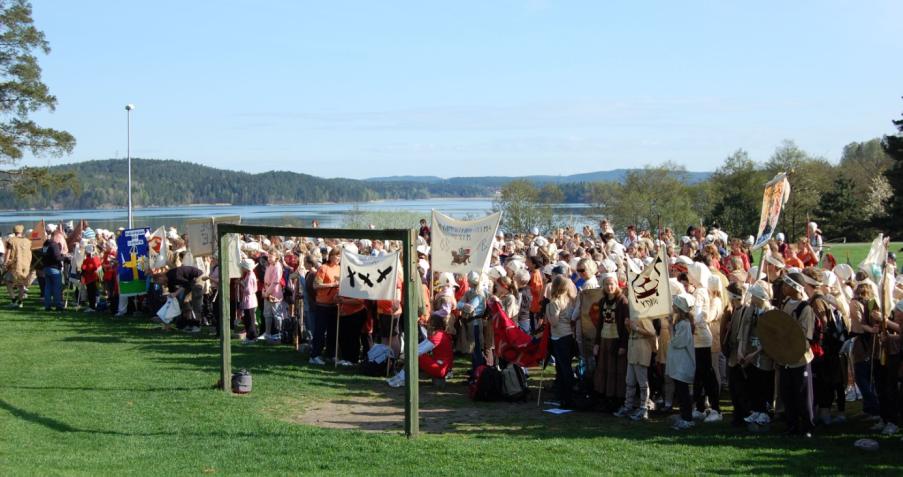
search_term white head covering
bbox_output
[834,263,854,282]
[687,262,711,289]
[673,293,696,313]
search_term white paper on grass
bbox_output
[430,210,501,275]
[338,249,399,301]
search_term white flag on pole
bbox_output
[148,226,169,269]
[626,247,672,320]
[339,249,399,301]
[430,210,501,275]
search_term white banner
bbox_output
[339,249,399,301]
[430,210,501,275]
[148,226,169,269]
[752,172,791,250]
[626,247,671,320]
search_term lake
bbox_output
[0,198,595,232]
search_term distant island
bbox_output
[0,158,710,210]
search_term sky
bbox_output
[21,0,903,179]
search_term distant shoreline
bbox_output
[0,196,498,213]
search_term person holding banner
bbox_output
[309,248,341,366]
[593,273,628,411]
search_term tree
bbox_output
[493,179,553,234]
[538,183,564,204]
[0,0,75,195]
[593,163,699,233]
[706,149,769,237]
[814,177,866,241]
[764,140,833,241]
[882,100,903,236]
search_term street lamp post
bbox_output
[126,104,135,228]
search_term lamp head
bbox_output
[125,104,135,111]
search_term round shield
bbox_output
[756,309,808,366]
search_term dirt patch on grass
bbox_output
[286,381,560,434]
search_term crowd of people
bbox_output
[2,217,901,439]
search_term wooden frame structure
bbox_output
[216,224,422,437]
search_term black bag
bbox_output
[470,365,504,401]
[360,358,394,377]
[500,364,529,402]
[281,316,300,345]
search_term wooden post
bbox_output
[213,223,420,434]
[218,229,232,393]
[402,228,420,438]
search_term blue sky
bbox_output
[22,0,903,179]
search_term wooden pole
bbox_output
[386,313,398,377]
[218,230,232,392]
[402,228,420,438]
[334,304,341,367]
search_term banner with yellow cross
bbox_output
[116,227,150,295]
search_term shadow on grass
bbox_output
[12,307,903,474]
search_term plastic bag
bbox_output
[156,296,181,324]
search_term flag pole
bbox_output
[334,304,341,368]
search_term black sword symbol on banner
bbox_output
[359,272,374,288]
[376,266,393,283]
[346,266,356,288]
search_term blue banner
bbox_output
[116,227,150,295]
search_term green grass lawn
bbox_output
[752,241,902,270]
[1,289,902,476]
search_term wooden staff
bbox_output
[386,312,398,376]
[536,364,546,406]
[334,303,342,368]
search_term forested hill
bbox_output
[368,169,711,187]
[0,159,710,210]
[0,159,491,209]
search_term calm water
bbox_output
[0,198,594,232]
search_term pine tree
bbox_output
[0,0,75,196]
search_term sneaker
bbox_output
[692,410,706,421]
[309,356,326,366]
[630,408,649,421]
[240,338,255,345]
[744,412,758,424]
[84,308,95,313]
[337,360,354,367]
[187,326,201,333]
[882,422,899,435]
[754,413,771,426]
[613,405,633,418]
[387,370,406,387]
[865,414,883,423]
[17,302,23,309]
[646,399,657,412]
[870,419,886,432]
[704,410,723,423]
[672,419,695,431]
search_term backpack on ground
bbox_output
[500,364,530,402]
[469,365,504,401]
[281,315,300,345]
[360,344,395,377]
